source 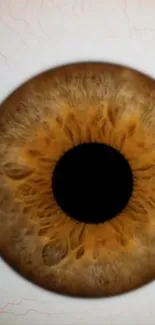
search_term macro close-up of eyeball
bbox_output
[1,1,155,325]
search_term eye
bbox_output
[0,62,155,298]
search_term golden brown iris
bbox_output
[1,62,155,297]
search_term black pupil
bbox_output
[52,143,133,224]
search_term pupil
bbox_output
[52,143,133,224]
